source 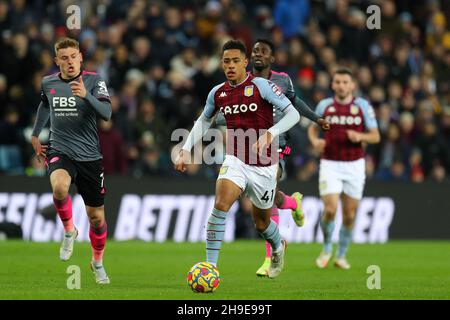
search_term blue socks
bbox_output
[206,208,227,265]
[260,220,282,253]
[320,217,353,258]
[320,219,335,253]
[206,209,283,266]
[337,226,353,258]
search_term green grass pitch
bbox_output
[0,240,449,300]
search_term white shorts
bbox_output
[218,155,278,209]
[319,158,366,200]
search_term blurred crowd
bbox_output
[0,0,449,183]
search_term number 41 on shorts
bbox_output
[260,189,274,203]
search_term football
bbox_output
[187,262,220,293]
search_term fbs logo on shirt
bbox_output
[52,97,76,108]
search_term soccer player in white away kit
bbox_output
[308,68,380,269]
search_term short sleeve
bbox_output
[357,98,378,129]
[315,98,332,117]
[203,83,223,119]
[252,77,292,112]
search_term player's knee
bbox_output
[88,215,104,227]
[87,207,105,227]
[214,199,232,212]
[254,219,269,233]
[52,182,69,199]
[342,213,356,227]
[323,203,338,217]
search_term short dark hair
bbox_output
[255,39,275,55]
[54,37,79,55]
[222,39,247,56]
[333,67,354,79]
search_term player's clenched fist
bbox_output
[174,149,190,173]
[70,76,86,98]
[31,136,48,162]
[317,117,331,131]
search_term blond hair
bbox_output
[54,37,79,55]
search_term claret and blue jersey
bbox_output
[316,97,378,161]
[203,74,292,165]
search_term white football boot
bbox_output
[316,251,332,269]
[90,261,110,284]
[268,240,287,279]
[334,257,351,270]
[60,228,78,261]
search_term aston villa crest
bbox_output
[350,105,359,115]
[244,85,254,97]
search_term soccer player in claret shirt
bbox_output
[216,39,330,276]
[31,38,112,284]
[308,67,380,269]
[175,40,300,278]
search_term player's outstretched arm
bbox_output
[252,77,301,154]
[31,101,50,161]
[254,105,300,155]
[294,96,330,130]
[284,75,329,130]
[268,104,300,137]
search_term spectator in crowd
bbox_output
[409,148,425,183]
[416,122,450,176]
[0,0,448,183]
[0,108,24,173]
[132,98,170,154]
[274,0,310,39]
[98,119,128,175]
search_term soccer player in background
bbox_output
[308,68,380,269]
[250,39,330,276]
[31,38,112,284]
[175,40,300,278]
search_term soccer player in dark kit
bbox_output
[250,39,331,276]
[31,38,112,284]
[175,39,300,278]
